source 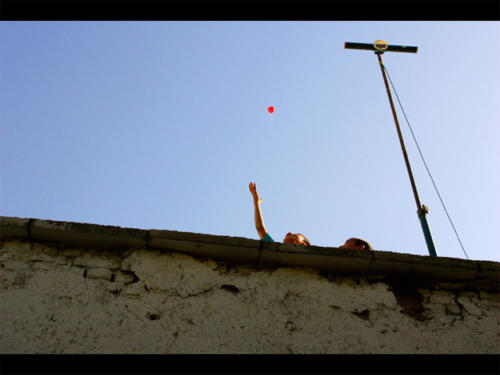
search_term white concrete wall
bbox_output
[1,240,499,354]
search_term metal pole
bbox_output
[344,40,437,257]
[375,51,438,257]
[376,52,421,210]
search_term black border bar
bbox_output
[0,1,499,21]
[1,354,499,374]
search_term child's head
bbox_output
[283,232,311,246]
[340,237,373,250]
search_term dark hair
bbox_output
[297,233,311,246]
[352,238,373,250]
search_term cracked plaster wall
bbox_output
[1,240,499,354]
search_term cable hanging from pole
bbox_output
[381,63,470,260]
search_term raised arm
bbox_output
[249,182,268,239]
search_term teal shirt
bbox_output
[262,233,274,242]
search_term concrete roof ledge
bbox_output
[1,216,499,287]
[368,250,481,283]
[30,218,148,251]
[476,261,500,284]
[149,229,260,265]
[260,241,373,275]
[0,216,30,240]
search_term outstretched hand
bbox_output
[249,181,267,239]
[249,182,263,204]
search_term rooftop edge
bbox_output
[1,216,499,288]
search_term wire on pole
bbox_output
[382,64,470,260]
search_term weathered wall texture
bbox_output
[1,239,499,354]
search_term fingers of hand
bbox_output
[249,182,257,194]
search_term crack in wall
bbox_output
[352,309,371,321]
[385,280,428,322]
[172,286,215,299]
[472,263,482,282]
[365,252,376,274]
[220,284,240,294]
[27,219,34,242]
[143,231,152,249]
[256,241,264,268]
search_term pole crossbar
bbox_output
[345,40,437,257]
[345,42,418,54]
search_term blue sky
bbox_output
[1,22,499,261]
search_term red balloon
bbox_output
[267,106,274,114]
